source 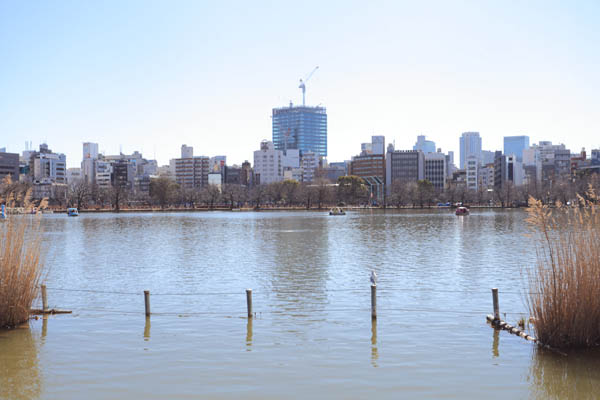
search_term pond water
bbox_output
[1,210,599,399]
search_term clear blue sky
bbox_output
[1,0,599,167]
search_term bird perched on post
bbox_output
[370,271,377,286]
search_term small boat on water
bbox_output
[455,206,469,216]
[329,207,346,216]
[67,207,79,217]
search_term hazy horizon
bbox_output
[1,1,599,168]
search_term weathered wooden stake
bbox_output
[371,284,377,320]
[492,288,499,321]
[144,290,151,316]
[246,289,253,318]
[41,284,48,312]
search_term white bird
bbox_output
[370,271,377,286]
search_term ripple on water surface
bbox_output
[1,209,596,399]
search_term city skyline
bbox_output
[1,1,599,167]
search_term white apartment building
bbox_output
[67,168,82,184]
[301,151,319,183]
[424,152,446,191]
[253,140,284,184]
[33,152,67,184]
[466,155,479,191]
[95,160,113,189]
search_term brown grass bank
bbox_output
[526,188,600,349]
[0,180,45,328]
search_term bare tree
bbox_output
[250,185,267,209]
[110,185,129,211]
[389,180,410,208]
[314,179,333,209]
[150,177,178,209]
[201,185,221,209]
[221,184,245,209]
[68,181,91,210]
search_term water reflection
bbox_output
[246,319,253,351]
[144,317,151,341]
[269,216,329,313]
[371,318,378,367]
[528,348,600,399]
[492,328,499,358]
[0,325,42,400]
[41,317,48,340]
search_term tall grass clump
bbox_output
[0,180,44,329]
[526,187,600,349]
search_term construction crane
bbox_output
[298,66,319,106]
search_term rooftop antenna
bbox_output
[298,66,319,106]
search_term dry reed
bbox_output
[525,186,600,349]
[0,181,44,328]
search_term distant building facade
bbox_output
[424,152,446,191]
[0,152,19,181]
[460,132,482,169]
[272,104,327,157]
[504,136,530,162]
[385,147,424,195]
[413,135,436,154]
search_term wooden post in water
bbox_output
[144,290,151,317]
[246,289,253,318]
[371,284,377,320]
[492,288,499,321]
[41,284,48,312]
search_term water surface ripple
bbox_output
[2,209,599,399]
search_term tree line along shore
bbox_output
[3,172,599,212]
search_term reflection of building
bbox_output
[272,104,327,157]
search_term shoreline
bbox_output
[44,205,521,214]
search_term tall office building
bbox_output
[272,104,327,157]
[503,136,530,161]
[413,135,436,154]
[459,132,482,169]
[82,142,99,184]
[83,142,99,160]
[181,145,194,159]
